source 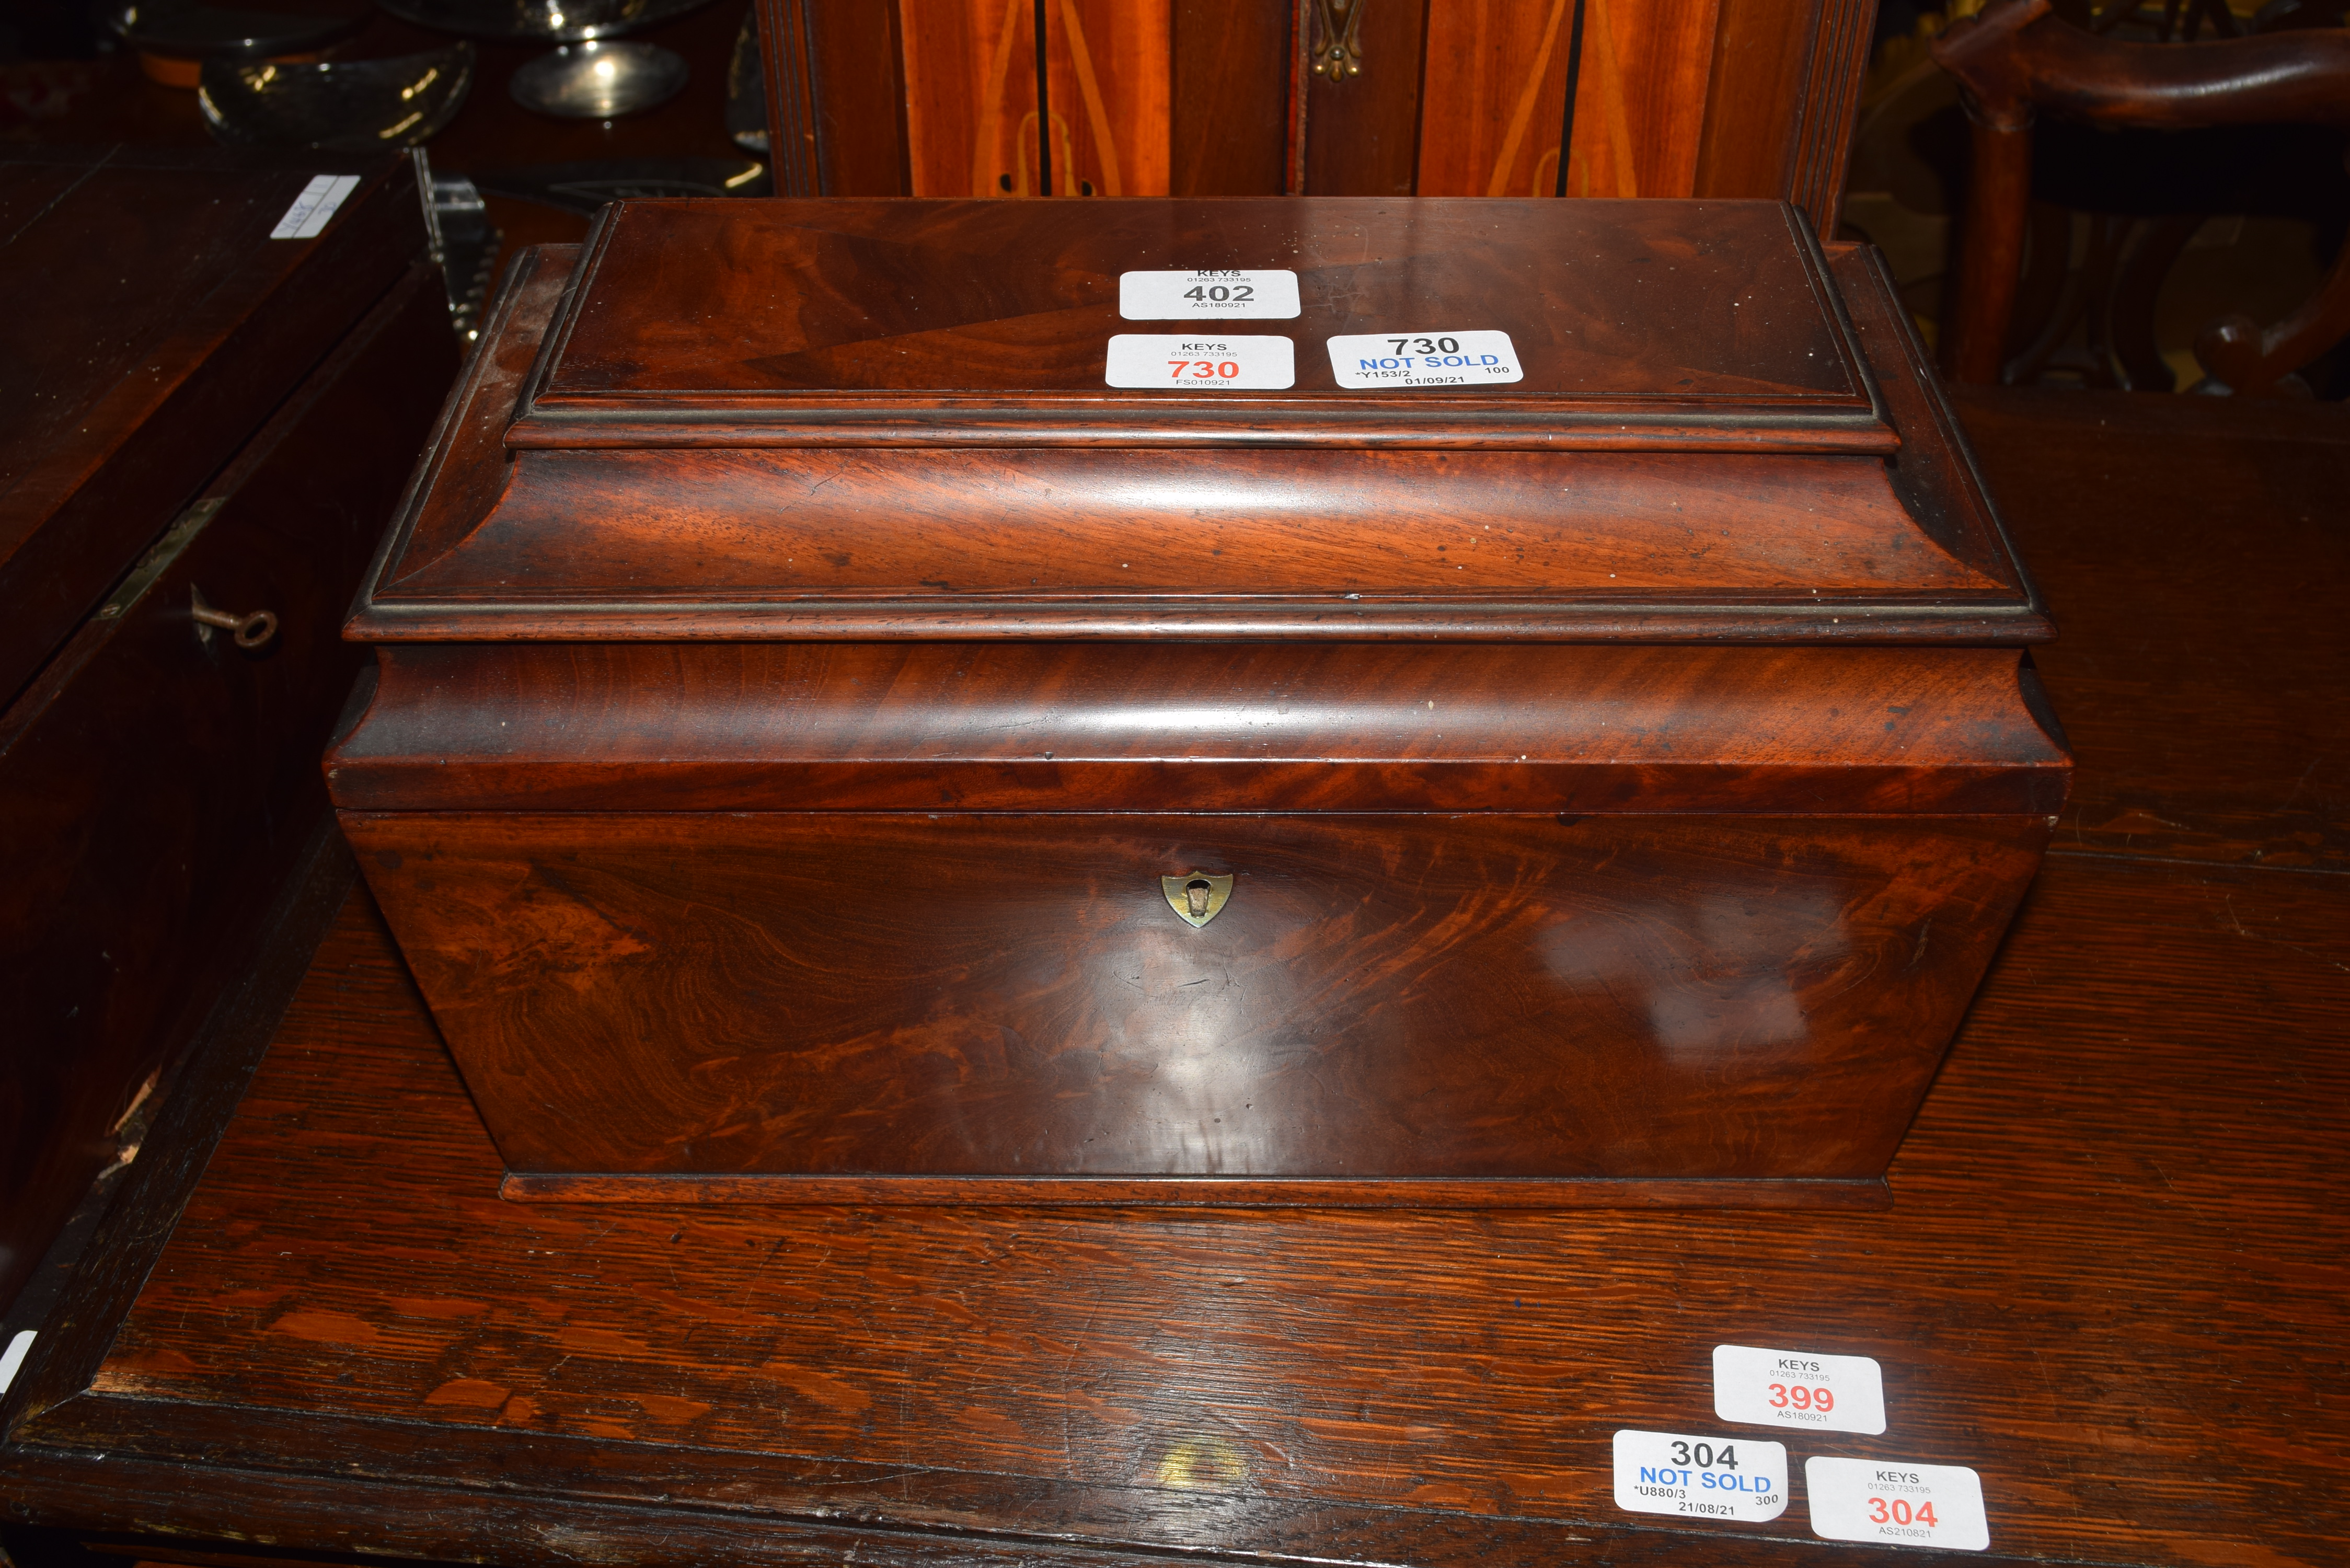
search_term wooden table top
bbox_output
[2,386,2344,1567]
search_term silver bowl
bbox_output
[101,0,370,60]
[372,0,709,43]
[508,40,686,118]
[198,42,476,151]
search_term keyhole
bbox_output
[1185,879,1212,917]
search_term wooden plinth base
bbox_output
[500,1172,1895,1208]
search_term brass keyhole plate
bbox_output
[1160,871,1235,929]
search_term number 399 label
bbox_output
[1104,334,1295,389]
[1806,1457,1990,1551]
[1119,269,1300,319]
[1612,1430,1788,1524]
[1712,1344,1887,1434]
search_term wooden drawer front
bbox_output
[346,810,2047,1197]
[0,264,453,1312]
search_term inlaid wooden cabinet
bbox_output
[757,0,1875,228]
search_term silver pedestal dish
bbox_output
[197,42,477,150]
[507,40,687,117]
[374,0,711,119]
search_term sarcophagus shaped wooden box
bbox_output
[328,198,2067,1208]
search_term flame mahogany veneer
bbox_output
[329,198,2069,1204]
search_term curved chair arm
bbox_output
[1936,0,2350,130]
[1932,0,2350,388]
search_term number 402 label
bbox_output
[1612,1430,1789,1524]
[1119,269,1300,319]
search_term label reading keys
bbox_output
[1712,1344,1888,1435]
[1612,1429,1788,1524]
[1806,1457,1990,1552]
[1119,269,1300,319]
[1104,334,1295,389]
[1326,329,1523,389]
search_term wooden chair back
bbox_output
[1934,0,2350,393]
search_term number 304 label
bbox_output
[1326,329,1522,389]
[1712,1344,1887,1434]
[1806,1457,1990,1551]
[1104,334,1294,389]
[1119,269,1300,319]
[1612,1430,1788,1524]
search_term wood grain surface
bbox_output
[1,384,2344,1563]
[0,258,453,1319]
[525,199,1865,405]
[344,810,2045,1187]
[1691,0,1878,233]
[1169,0,1292,197]
[1949,387,2349,871]
[326,642,2069,815]
[1415,0,1584,199]
[351,214,2057,647]
[1560,0,1722,199]
[0,148,421,710]
[2,847,2340,1566]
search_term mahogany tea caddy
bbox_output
[327,197,2069,1207]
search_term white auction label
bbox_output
[1326,329,1523,389]
[1806,1457,1989,1551]
[0,1329,33,1395]
[1104,334,1295,390]
[1612,1429,1788,1524]
[1713,1344,1887,1434]
[270,172,361,240]
[1119,268,1300,319]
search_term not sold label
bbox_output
[1611,1429,1788,1524]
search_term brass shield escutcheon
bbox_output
[1161,871,1234,928]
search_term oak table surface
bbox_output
[2,386,2345,1568]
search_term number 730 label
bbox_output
[1326,329,1522,389]
[1103,334,1295,389]
[1612,1430,1788,1523]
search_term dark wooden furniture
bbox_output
[4,0,761,293]
[0,146,458,1320]
[322,198,2064,1203]
[0,385,2342,1565]
[1933,0,2350,390]
[757,0,1877,230]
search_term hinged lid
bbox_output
[508,198,1893,453]
[354,198,2051,644]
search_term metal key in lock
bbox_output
[191,586,279,650]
